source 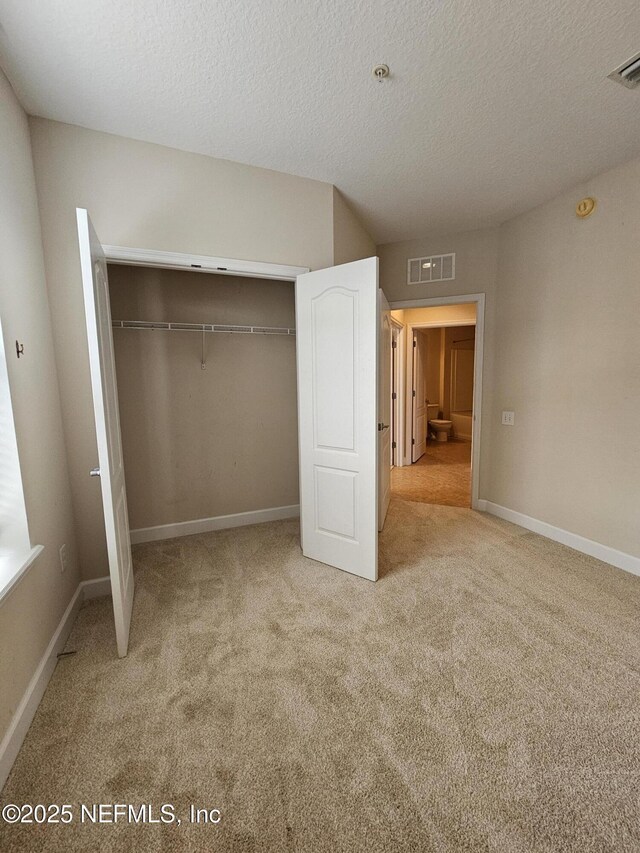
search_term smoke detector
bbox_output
[608,52,640,89]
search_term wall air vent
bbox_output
[608,52,640,89]
[407,253,455,285]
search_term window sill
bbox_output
[0,545,45,606]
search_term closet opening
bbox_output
[106,263,300,544]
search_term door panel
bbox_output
[77,208,134,657]
[296,258,378,581]
[378,289,391,530]
[412,332,427,462]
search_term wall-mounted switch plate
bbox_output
[59,543,68,573]
[502,411,515,426]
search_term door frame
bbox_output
[390,317,405,468]
[410,329,430,462]
[103,244,309,281]
[98,243,309,549]
[389,294,485,510]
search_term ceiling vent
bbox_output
[608,52,640,89]
[407,253,455,285]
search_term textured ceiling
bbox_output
[1,0,639,242]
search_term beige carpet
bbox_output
[2,499,640,852]
[391,440,471,507]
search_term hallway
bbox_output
[391,439,471,507]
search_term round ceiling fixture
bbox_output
[373,64,390,82]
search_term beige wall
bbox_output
[108,267,298,529]
[491,155,640,557]
[383,155,640,559]
[332,188,376,266]
[29,118,334,579]
[0,74,79,742]
[378,227,499,305]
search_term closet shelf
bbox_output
[112,320,296,336]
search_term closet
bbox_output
[107,264,299,540]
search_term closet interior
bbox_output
[107,264,299,539]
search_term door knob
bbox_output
[90,467,101,477]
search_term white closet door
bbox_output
[77,208,134,657]
[412,332,427,462]
[377,289,391,530]
[296,257,378,581]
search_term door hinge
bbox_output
[392,340,397,349]
[392,441,397,449]
[392,392,397,400]
[412,389,416,397]
[413,339,417,348]
[412,438,415,445]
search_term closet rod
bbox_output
[112,320,296,336]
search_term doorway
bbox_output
[388,295,484,510]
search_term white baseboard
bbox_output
[0,584,81,790]
[0,576,113,791]
[130,504,301,545]
[480,501,640,578]
[81,575,111,599]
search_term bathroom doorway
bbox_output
[387,296,484,510]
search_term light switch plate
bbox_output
[502,411,515,426]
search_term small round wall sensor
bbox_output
[576,197,596,218]
[373,64,390,81]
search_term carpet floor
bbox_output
[1,499,640,852]
[391,440,471,507]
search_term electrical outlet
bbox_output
[502,411,515,426]
[59,543,68,573]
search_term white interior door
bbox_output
[77,208,134,657]
[412,332,427,462]
[296,257,378,581]
[378,289,391,530]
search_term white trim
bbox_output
[130,504,301,544]
[103,245,309,282]
[389,294,485,510]
[481,502,640,578]
[390,293,486,310]
[82,575,111,599]
[0,574,115,789]
[390,320,406,467]
[0,545,44,606]
[407,319,476,328]
[0,583,81,789]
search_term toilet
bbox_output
[429,418,453,442]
